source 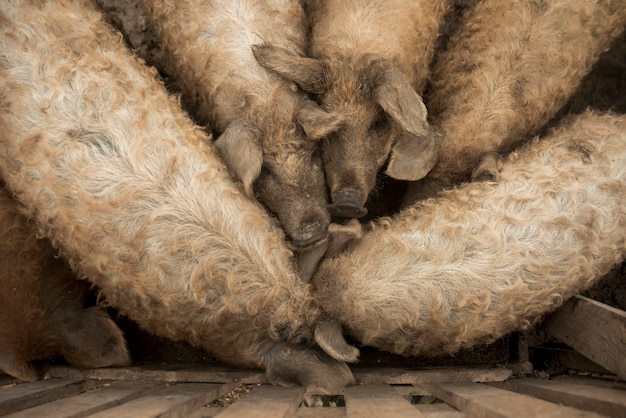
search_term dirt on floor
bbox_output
[91,0,626,369]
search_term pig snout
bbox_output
[328,188,368,218]
[290,219,329,248]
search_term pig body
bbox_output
[254,0,451,218]
[405,0,626,203]
[0,0,355,392]
[314,111,626,356]
[139,0,344,249]
[0,184,130,381]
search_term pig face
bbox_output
[214,80,345,248]
[253,45,439,218]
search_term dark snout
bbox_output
[290,220,329,248]
[328,188,368,218]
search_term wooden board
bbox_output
[5,380,168,418]
[0,365,622,417]
[354,367,512,385]
[541,295,626,380]
[213,385,304,418]
[0,379,112,415]
[87,383,222,418]
[489,377,626,417]
[420,381,604,418]
[344,384,423,417]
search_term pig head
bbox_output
[214,87,344,248]
[253,45,438,218]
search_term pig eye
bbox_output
[370,114,389,132]
[260,163,273,177]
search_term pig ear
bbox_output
[375,67,429,138]
[385,126,439,181]
[297,99,345,140]
[214,120,263,197]
[252,44,327,94]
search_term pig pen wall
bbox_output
[87,0,626,371]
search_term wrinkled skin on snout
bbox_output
[253,45,439,218]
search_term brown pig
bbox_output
[139,0,345,250]
[0,183,130,381]
[253,0,451,218]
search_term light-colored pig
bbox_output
[404,0,626,204]
[139,0,345,250]
[313,111,626,356]
[0,0,356,392]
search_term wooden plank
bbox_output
[175,381,256,418]
[47,365,266,385]
[214,385,304,418]
[541,295,626,380]
[422,382,602,418]
[413,403,462,418]
[0,376,16,388]
[4,380,169,418]
[0,379,111,415]
[295,407,346,418]
[344,385,424,417]
[87,383,221,418]
[353,367,512,386]
[489,378,626,417]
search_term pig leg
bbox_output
[56,307,131,370]
[263,341,356,404]
[0,350,43,382]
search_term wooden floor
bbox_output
[1,294,625,417]
[1,364,625,417]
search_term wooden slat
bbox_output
[0,376,16,388]
[295,406,346,417]
[0,379,111,415]
[413,403,462,418]
[87,383,221,418]
[541,295,626,380]
[214,385,304,418]
[344,385,424,417]
[4,380,168,418]
[421,382,603,418]
[47,365,266,385]
[489,378,626,417]
[353,367,512,385]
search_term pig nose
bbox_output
[291,222,329,248]
[328,188,368,218]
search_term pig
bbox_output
[404,0,626,204]
[138,0,345,251]
[253,0,451,218]
[0,183,131,381]
[0,0,356,393]
[313,110,626,356]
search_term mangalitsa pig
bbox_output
[254,0,452,218]
[0,0,356,392]
[313,111,626,357]
[404,0,626,204]
[0,182,130,381]
[139,0,345,250]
